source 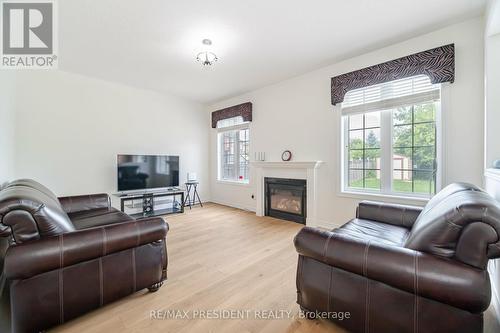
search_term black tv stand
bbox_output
[113,190,185,219]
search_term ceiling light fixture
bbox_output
[196,39,218,67]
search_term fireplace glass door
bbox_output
[269,188,303,214]
[265,178,306,224]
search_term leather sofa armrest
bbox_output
[4,217,168,280]
[356,200,423,228]
[294,226,491,313]
[58,193,111,214]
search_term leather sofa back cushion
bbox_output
[58,194,110,214]
[6,179,60,200]
[405,183,500,268]
[0,183,75,244]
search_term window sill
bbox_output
[216,180,251,187]
[339,190,429,206]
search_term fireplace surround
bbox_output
[265,177,306,224]
[251,161,323,227]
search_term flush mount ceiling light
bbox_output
[196,39,218,67]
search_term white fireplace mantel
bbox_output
[251,161,324,226]
[251,161,323,169]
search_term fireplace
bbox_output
[265,177,306,224]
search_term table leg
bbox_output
[194,184,203,207]
[184,185,192,210]
[180,192,185,213]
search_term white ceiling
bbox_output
[59,0,486,104]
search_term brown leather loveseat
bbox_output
[294,183,500,333]
[0,179,168,333]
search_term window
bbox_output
[341,75,440,198]
[217,116,250,183]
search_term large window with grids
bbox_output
[217,116,250,183]
[341,75,440,198]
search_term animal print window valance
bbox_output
[331,44,455,106]
[211,102,252,128]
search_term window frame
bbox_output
[217,122,250,184]
[340,100,442,200]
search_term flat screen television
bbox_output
[117,154,179,192]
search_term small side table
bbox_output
[183,182,203,209]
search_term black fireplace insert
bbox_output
[264,177,306,224]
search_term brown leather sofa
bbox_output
[0,179,168,333]
[294,183,500,333]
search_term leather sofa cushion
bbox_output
[334,218,410,246]
[6,179,60,204]
[405,183,500,268]
[58,194,111,214]
[414,182,481,216]
[69,208,134,230]
[357,201,422,228]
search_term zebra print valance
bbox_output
[331,44,455,106]
[211,102,253,128]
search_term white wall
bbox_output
[209,18,485,227]
[12,71,210,207]
[0,72,16,186]
[484,0,500,327]
[485,34,500,168]
[485,0,500,168]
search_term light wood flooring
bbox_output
[50,203,345,333]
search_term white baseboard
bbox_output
[208,199,256,212]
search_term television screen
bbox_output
[117,155,179,191]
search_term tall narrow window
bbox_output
[341,75,440,198]
[217,116,250,183]
[347,112,381,190]
[392,103,437,194]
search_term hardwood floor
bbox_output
[51,203,345,333]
